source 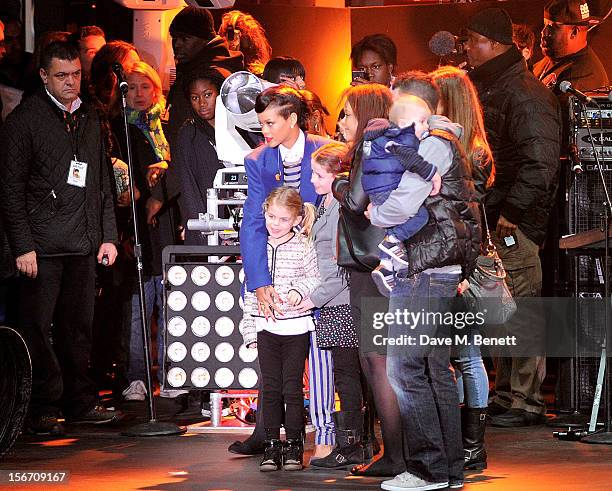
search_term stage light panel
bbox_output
[162,247,259,390]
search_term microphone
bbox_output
[558,81,592,104]
[112,62,129,94]
[429,31,462,57]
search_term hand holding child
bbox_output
[295,297,315,314]
[430,172,442,196]
[286,289,302,307]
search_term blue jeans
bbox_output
[454,332,489,408]
[370,191,429,242]
[386,271,463,483]
[126,275,165,383]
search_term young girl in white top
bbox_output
[242,186,319,472]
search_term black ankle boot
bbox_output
[260,439,283,472]
[362,403,380,460]
[228,437,265,455]
[462,407,487,471]
[311,411,364,469]
[283,439,304,471]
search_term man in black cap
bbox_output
[534,0,608,91]
[465,7,562,428]
[166,6,243,149]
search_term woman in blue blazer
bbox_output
[232,85,337,461]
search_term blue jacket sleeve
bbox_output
[240,153,272,291]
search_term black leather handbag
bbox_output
[334,145,385,273]
[337,205,383,272]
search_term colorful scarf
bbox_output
[126,103,171,163]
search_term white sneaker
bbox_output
[122,380,147,401]
[159,388,189,398]
[381,471,449,491]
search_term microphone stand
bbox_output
[116,84,184,437]
[580,98,612,444]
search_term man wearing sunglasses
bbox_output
[533,0,608,92]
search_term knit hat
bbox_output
[467,7,514,45]
[169,6,216,40]
[544,0,599,25]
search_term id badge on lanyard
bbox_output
[67,156,88,188]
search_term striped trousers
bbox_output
[308,331,335,445]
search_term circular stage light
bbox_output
[238,296,244,310]
[239,343,258,363]
[238,368,258,388]
[191,342,210,362]
[215,367,234,388]
[168,291,187,311]
[215,291,234,312]
[215,342,235,362]
[167,367,187,387]
[191,291,210,312]
[215,266,234,286]
[167,316,187,337]
[167,265,187,286]
[191,316,211,337]
[191,367,211,388]
[191,265,211,286]
[167,342,188,362]
[215,317,234,337]
[239,268,245,284]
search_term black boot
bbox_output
[228,397,265,455]
[311,411,364,469]
[362,401,381,460]
[462,407,487,471]
[283,438,304,471]
[260,439,283,472]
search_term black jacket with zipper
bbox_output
[469,46,561,246]
[0,89,117,260]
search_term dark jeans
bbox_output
[257,330,310,440]
[386,271,463,483]
[17,255,97,419]
[330,346,362,412]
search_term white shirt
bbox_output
[279,129,305,163]
[45,88,82,114]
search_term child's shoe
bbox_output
[372,264,395,297]
[283,438,304,471]
[260,439,283,472]
[378,235,409,266]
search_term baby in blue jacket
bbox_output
[361,95,441,293]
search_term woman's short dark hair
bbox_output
[182,66,230,98]
[262,56,306,84]
[392,70,440,113]
[40,40,79,71]
[350,34,397,67]
[255,85,310,131]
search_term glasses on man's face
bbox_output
[357,63,385,74]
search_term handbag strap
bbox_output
[480,202,496,256]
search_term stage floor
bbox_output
[1,396,611,490]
